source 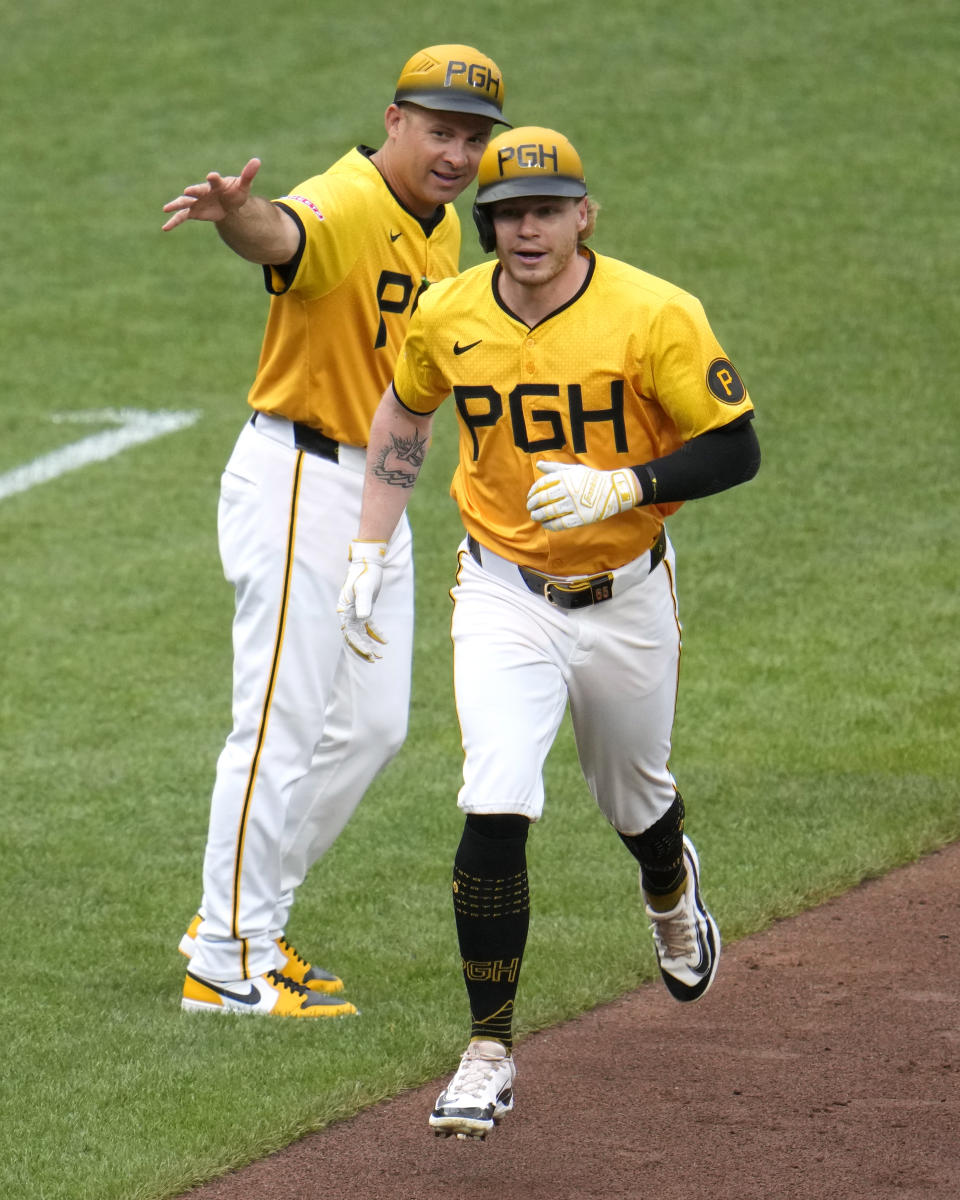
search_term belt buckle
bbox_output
[545,573,614,608]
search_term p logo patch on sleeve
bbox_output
[707,358,746,404]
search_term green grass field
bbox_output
[1,2,957,1197]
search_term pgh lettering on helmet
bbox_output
[497,142,560,174]
[472,126,588,252]
[394,43,509,125]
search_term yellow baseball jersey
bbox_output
[393,249,754,575]
[247,148,460,448]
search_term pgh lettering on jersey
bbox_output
[247,148,460,448]
[393,250,753,577]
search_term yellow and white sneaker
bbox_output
[181,968,357,1017]
[178,915,344,994]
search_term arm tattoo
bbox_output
[373,429,428,489]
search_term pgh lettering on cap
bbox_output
[444,59,502,100]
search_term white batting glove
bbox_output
[337,540,388,662]
[526,460,642,530]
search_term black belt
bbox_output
[250,412,339,463]
[467,526,666,610]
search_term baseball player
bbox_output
[339,126,760,1126]
[161,45,508,1018]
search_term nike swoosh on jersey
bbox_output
[389,230,403,242]
[453,339,482,355]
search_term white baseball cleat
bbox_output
[429,1039,516,1139]
[645,835,721,1002]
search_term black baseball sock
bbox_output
[452,813,530,1052]
[618,791,687,910]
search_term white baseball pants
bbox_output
[451,535,681,833]
[190,414,413,983]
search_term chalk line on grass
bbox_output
[0,409,200,502]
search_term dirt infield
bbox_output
[179,842,960,1200]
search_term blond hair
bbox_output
[578,198,600,244]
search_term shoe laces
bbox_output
[649,898,697,960]
[277,937,309,970]
[450,1045,508,1098]
[265,968,311,998]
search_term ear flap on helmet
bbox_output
[472,202,496,254]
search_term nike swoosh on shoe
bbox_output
[692,926,711,974]
[188,973,261,1005]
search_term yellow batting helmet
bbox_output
[394,44,508,125]
[473,126,587,250]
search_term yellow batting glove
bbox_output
[337,540,388,662]
[526,461,642,531]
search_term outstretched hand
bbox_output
[161,157,262,231]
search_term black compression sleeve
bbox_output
[633,415,760,505]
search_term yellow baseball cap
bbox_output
[475,126,586,204]
[394,44,508,125]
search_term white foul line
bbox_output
[0,408,201,502]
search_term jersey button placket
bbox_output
[524,336,536,375]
